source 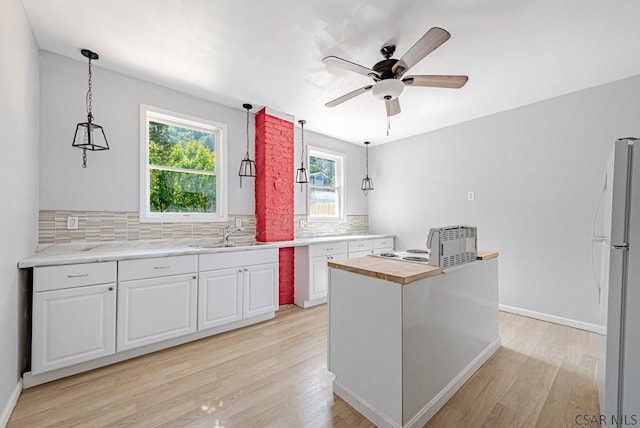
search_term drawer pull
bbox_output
[192,276,197,279]
[108,287,114,291]
[153,265,170,270]
[67,274,89,278]
[327,247,333,251]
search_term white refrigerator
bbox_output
[596,137,640,424]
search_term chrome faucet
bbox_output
[223,226,245,242]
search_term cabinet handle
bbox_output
[238,269,243,273]
[327,247,333,251]
[244,268,248,272]
[108,287,114,291]
[154,266,170,270]
[192,276,197,279]
[67,273,89,278]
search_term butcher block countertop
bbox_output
[328,250,499,285]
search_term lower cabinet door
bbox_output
[309,254,347,301]
[32,283,116,374]
[243,263,278,318]
[309,256,329,301]
[198,268,243,330]
[117,273,197,351]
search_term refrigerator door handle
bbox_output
[612,243,629,250]
[591,175,608,303]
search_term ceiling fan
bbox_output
[322,27,468,117]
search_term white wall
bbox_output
[0,0,39,420]
[39,51,255,214]
[293,127,367,216]
[40,52,367,218]
[369,75,640,325]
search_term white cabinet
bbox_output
[244,263,279,318]
[198,268,243,330]
[198,248,278,331]
[295,242,348,308]
[32,262,117,374]
[117,256,198,352]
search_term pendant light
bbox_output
[238,103,256,188]
[72,49,109,168]
[361,141,374,195]
[295,119,308,189]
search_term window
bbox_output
[308,147,345,220]
[139,105,227,222]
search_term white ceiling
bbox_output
[21,0,640,145]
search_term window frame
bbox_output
[139,104,227,223]
[306,146,346,222]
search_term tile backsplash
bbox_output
[38,211,368,244]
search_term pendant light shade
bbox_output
[72,49,109,168]
[238,103,256,187]
[361,141,374,195]
[295,119,308,186]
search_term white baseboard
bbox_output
[0,379,22,428]
[333,338,501,428]
[333,381,401,428]
[405,338,502,428]
[499,304,605,335]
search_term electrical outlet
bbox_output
[235,218,242,228]
[299,219,305,228]
[66,216,79,230]
[467,191,475,201]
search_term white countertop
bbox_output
[18,234,394,268]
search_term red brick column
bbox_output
[254,108,295,305]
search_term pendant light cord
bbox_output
[245,106,250,156]
[365,141,370,177]
[300,121,305,166]
[86,57,93,119]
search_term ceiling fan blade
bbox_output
[392,27,451,76]
[385,98,401,116]
[322,56,380,79]
[402,75,469,89]
[325,85,374,107]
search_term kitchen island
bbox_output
[327,252,499,428]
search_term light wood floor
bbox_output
[9,306,600,427]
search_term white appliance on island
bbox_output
[595,137,640,424]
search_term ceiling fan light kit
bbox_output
[371,79,404,101]
[322,26,469,126]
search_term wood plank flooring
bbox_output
[8,306,600,427]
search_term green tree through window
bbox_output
[148,121,217,213]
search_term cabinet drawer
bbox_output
[199,248,278,271]
[34,262,117,292]
[348,240,373,253]
[118,255,197,281]
[309,242,348,258]
[374,238,394,250]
